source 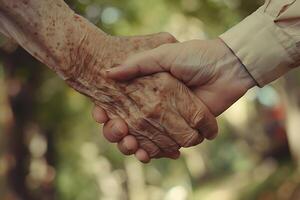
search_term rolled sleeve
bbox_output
[220,0,300,87]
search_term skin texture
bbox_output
[94,39,256,162]
[0,0,218,161]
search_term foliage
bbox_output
[0,0,299,200]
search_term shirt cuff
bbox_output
[220,10,297,87]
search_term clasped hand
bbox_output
[93,38,255,163]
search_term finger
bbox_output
[106,32,178,81]
[161,109,205,148]
[103,119,128,143]
[134,134,161,158]
[117,135,138,155]
[168,151,181,159]
[92,106,109,124]
[106,49,167,81]
[129,74,205,149]
[150,98,204,148]
[134,32,178,48]
[174,83,219,140]
[133,118,180,155]
[135,149,150,163]
[155,150,181,160]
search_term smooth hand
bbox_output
[93,39,256,162]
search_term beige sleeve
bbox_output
[220,0,300,87]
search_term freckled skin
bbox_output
[0,0,217,157]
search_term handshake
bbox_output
[91,37,256,163]
[2,0,299,164]
[0,0,256,164]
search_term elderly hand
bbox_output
[0,0,218,163]
[93,38,256,162]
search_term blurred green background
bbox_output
[1,0,300,200]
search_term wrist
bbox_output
[66,14,110,77]
[217,38,256,91]
[205,38,256,115]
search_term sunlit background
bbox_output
[1,0,300,200]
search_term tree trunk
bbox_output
[1,47,57,200]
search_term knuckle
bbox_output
[159,32,177,43]
[191,109,208,129]
[180,130,200,148]
[141,143,160,158]
[152,135,180,152]
[143,103,164,121]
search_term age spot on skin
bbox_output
[22,0,29,5]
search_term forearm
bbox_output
[0,0,108,79]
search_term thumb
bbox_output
[106,48,168,81]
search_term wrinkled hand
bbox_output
[0,0,218,163]
[86,34,219,163]
[94,38,256,162]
